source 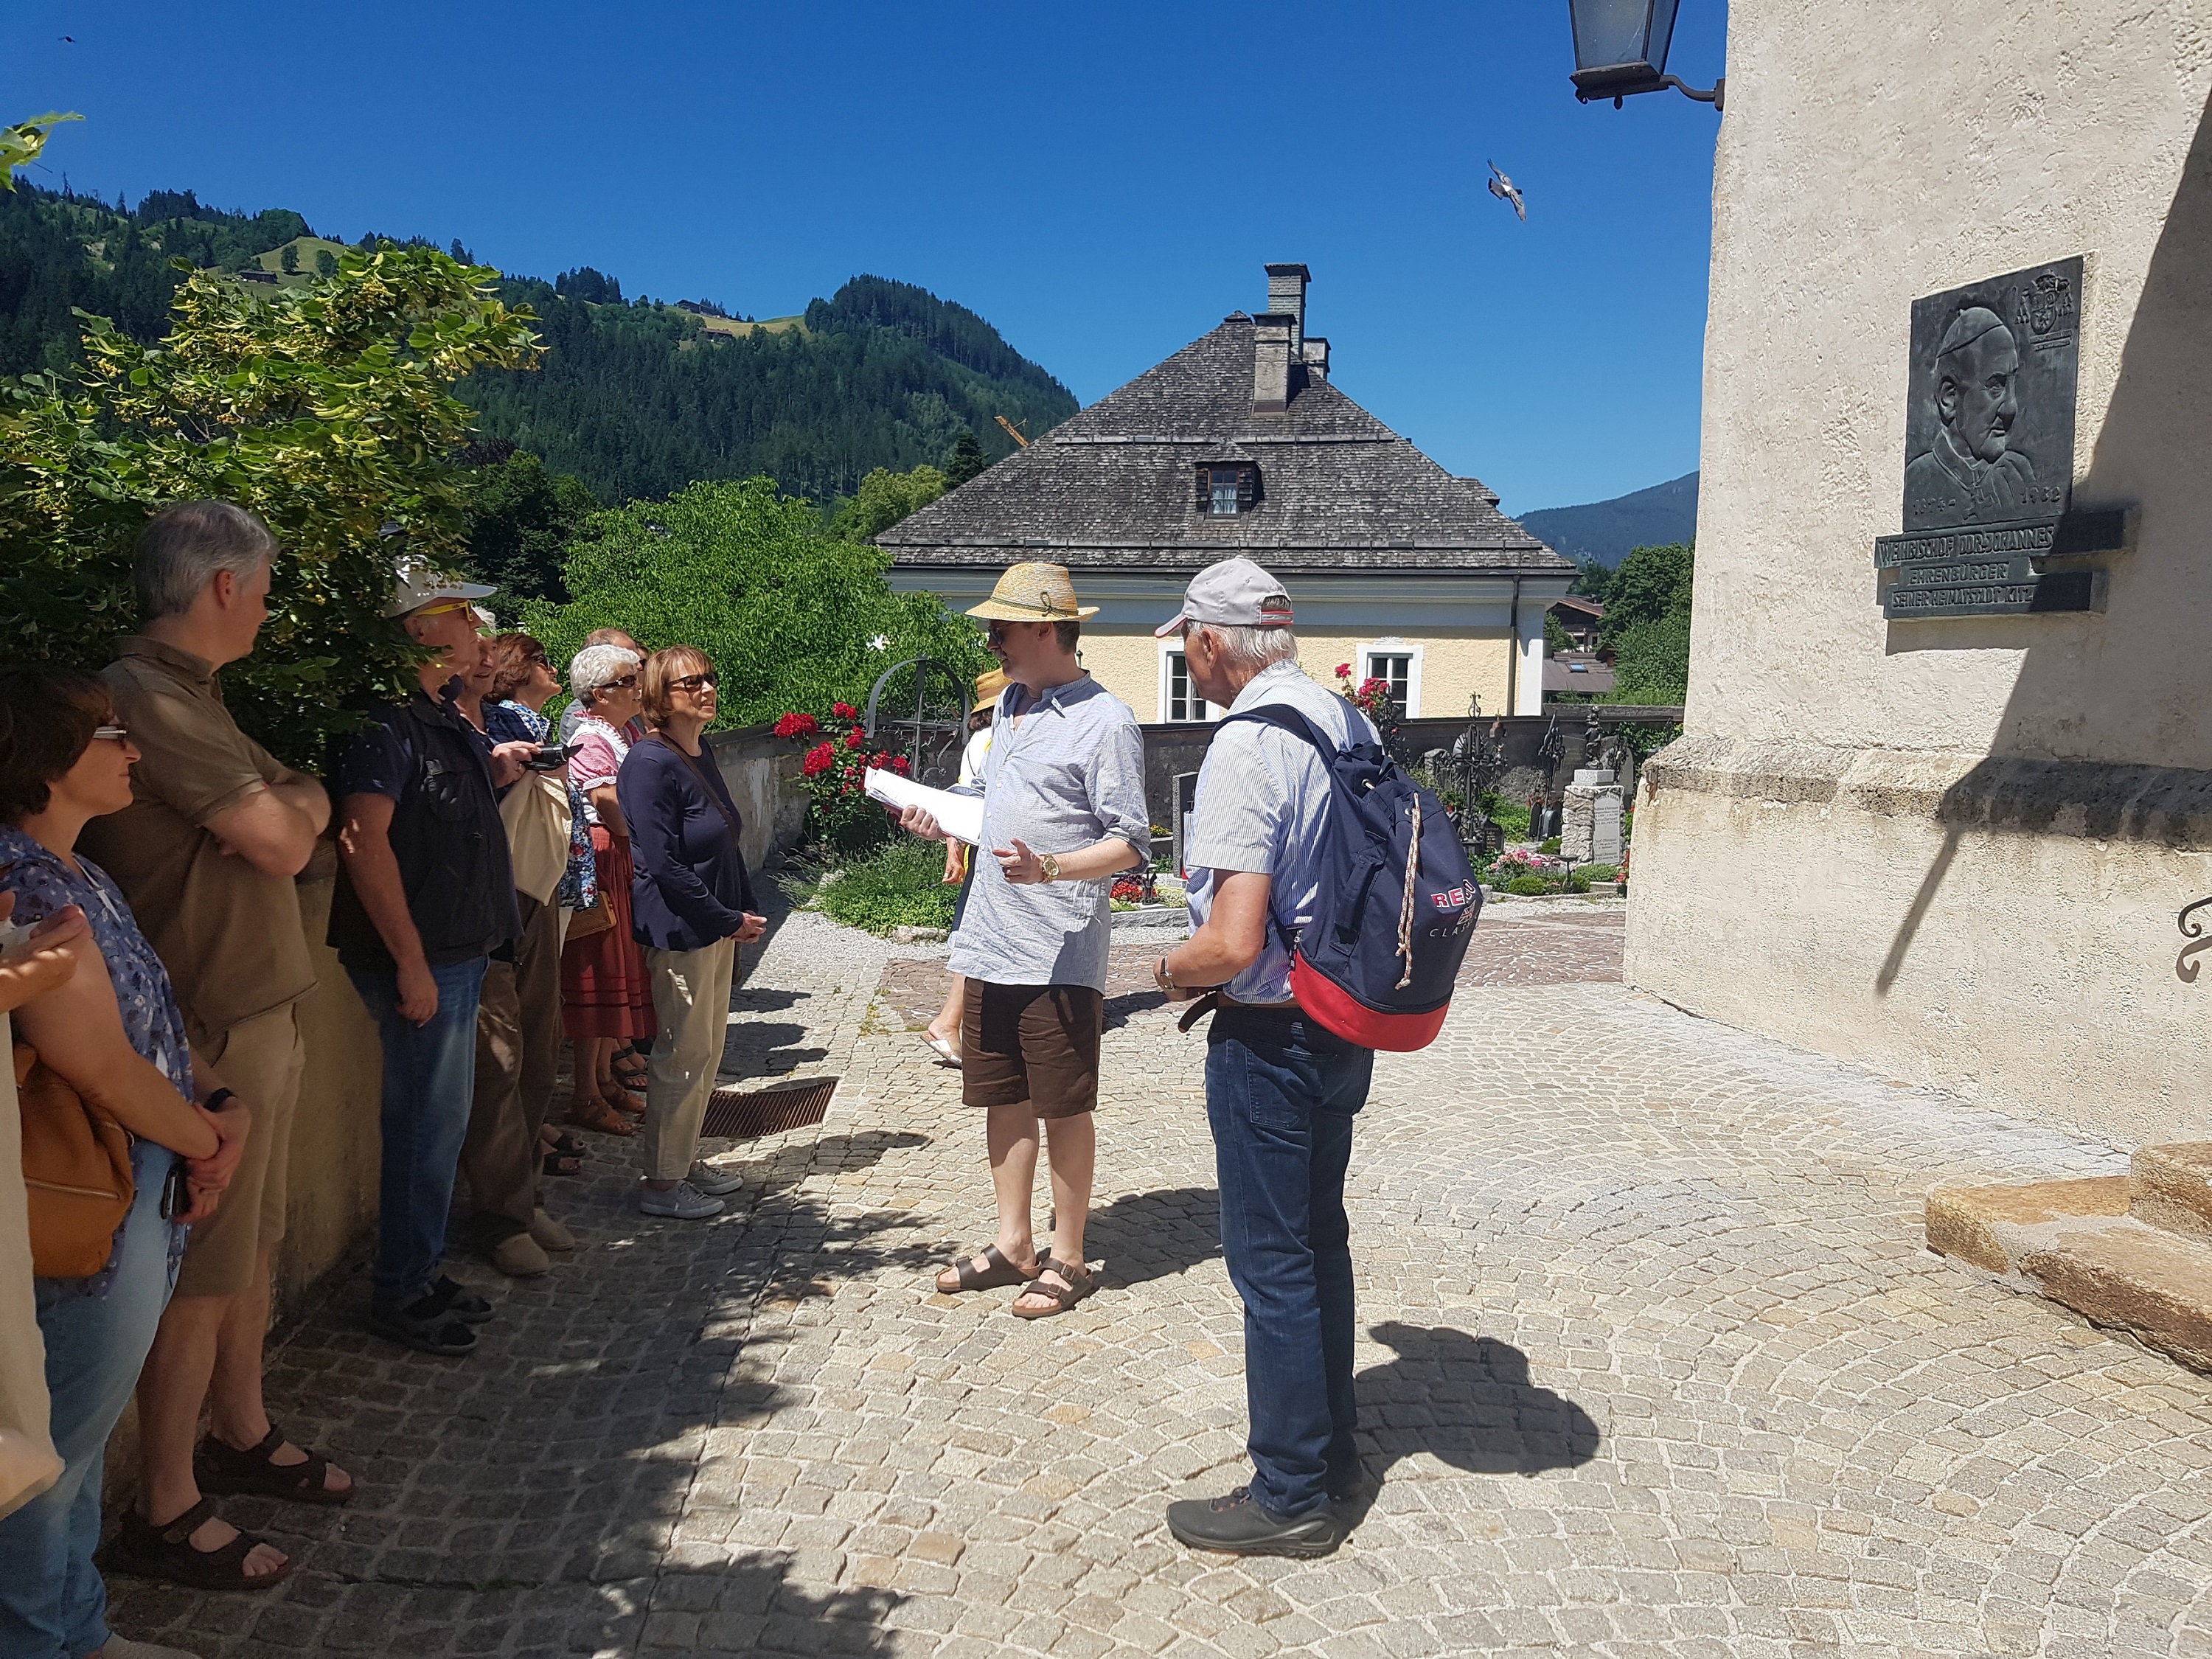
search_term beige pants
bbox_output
[463,893,565,1238]
[177,1004,308,1298]
[0,1012,61,1520]
[643,937,737,1183]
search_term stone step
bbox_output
[2130,1141,2212,1241]
[1926,1178,2212,1374]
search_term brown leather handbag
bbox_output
[15,1038,134,1279]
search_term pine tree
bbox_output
[944,427,990,487]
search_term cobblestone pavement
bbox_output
[106,902,2212,1658]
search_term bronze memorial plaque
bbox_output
[1875,256,2096,619]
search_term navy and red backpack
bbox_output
[1217,703,1481,1051]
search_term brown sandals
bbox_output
[197,1423,352,1506]
[1012,1257,1096,1320]
[104,1497,295,1592]
[936,1244,1035,1293]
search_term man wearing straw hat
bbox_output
[896,563,1150,1318]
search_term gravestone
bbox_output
[1172,771,1200,876]
[1562,768,1624,864]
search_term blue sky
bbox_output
[4,1,1725,515]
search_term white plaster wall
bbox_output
[1630,0,2212,1147]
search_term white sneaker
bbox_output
[638,1180,725,1220]
[689,1161,742,1197]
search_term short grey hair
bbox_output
[133,501,279,619]
[570,643,642,703]
[1186,620,1298,672]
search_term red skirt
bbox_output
[561,828,658,1040]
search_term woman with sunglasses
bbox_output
[0,672,257,1657]
[617,648,765,1219]
[557,645,658,1138]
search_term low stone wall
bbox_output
[707,723,810,872]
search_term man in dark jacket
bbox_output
[330,560,529,1354]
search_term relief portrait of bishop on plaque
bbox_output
[1902,257,2081,531]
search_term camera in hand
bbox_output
[522,743,574,771]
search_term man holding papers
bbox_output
[896,563,1148,1319]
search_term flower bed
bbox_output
[776,700,911,857]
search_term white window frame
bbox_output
[1354,639,1423,717]
[1157,637,1222,724]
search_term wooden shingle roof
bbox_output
[878,314,1572,575]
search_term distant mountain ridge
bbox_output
[1519,470,1700,566]
[0,184,1077,507]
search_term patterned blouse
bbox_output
[0,825,194,1293]
[493,700,597,911]
[568,714,631,830]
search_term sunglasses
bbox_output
[669,671,718,694]
[409,599,479,622]
[598,673,640,692]
[92,724,131,743]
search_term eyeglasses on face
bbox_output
[410,599,477,622]
[669,671,718,694]
[92,724,131,743]
[598,673,640,692]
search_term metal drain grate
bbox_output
[698,1077,838,1140]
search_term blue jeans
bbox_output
[1205,1006,1374,1519]
[0,1138,182,1658]
[350,956,488,1309]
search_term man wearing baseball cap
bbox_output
[1150,556,1380,1557]
[895,563,1150,1320]
[327,557,532,1354]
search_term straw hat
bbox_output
[964,560,1099,622]
[973,667,1009,704]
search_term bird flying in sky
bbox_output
[1486,160,1526,223]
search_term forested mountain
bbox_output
[0,183,1077,507]
[1519,470,1700,568]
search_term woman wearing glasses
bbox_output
[0,672,255,1655]
[557,645,660,1139]
[618,648,765,1220]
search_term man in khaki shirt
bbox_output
[81,502,352,1587]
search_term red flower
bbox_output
[801,742,835,777]
[773,711,819,740]
[1335,663,1352,680]
[889,755,911,773]
[832,701,858,720]
[843,727,865,750]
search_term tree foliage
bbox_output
[1588,540,1694,705]
[829,463,945,542]
[1,243,543,765]
[518,476,988,731]
[456,442,600,611]
[943,427,990,487]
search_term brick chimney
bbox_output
[1252,313,1293,414]
[1264,262,1310,358]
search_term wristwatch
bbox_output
[1039,854,1060,883]
[1155,955,1176,992]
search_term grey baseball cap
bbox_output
[1153,557,1295,638]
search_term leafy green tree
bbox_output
[1599,541,1694,645]
[829,464,946,542]
[943,427,990,487]
[460,448,600,611]
[1593,540,1694,704]
[315,248,337,277]
[1543,610,1574,655]
[279,243,298,274]
[520,476,987,729]
[1,244,543,765]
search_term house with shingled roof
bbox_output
[879,263,1575,726]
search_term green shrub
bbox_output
[1577,864,1618,883]
[811,838,959,936]
[1506,875,1552,897]
[1541,836,1562,855]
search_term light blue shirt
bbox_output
[945,674,1150,991]
[1183,661,1377,1004]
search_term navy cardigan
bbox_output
[618,735,759,953]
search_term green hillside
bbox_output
[0,184,1077,507]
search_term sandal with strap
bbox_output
[934,1243,1037,1294]
[102,1497,296,1592]
[611,1048,651,1094]
[196,1423,352,1506]
[567,1094,636,1137]
[1011,1256,1098,1319]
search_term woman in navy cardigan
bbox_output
[616,647,766,1220]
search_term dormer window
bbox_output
[1195,462,1259,517]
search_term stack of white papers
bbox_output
[863,768,985,846]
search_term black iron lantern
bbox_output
[1567,0,1722,109]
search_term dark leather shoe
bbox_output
[428,1276,494,1324]
[1166,1486,1346,1557]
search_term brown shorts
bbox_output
[961,980,1103,1119]
[176,1005,307,1298]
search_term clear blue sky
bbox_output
[4,1,1725,515]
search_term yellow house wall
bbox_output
[1077,625,1517,721]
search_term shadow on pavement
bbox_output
[1354,1323,1601,1481]
[1088,1184,1220,1287]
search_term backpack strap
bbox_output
[1206,700,1361,950]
